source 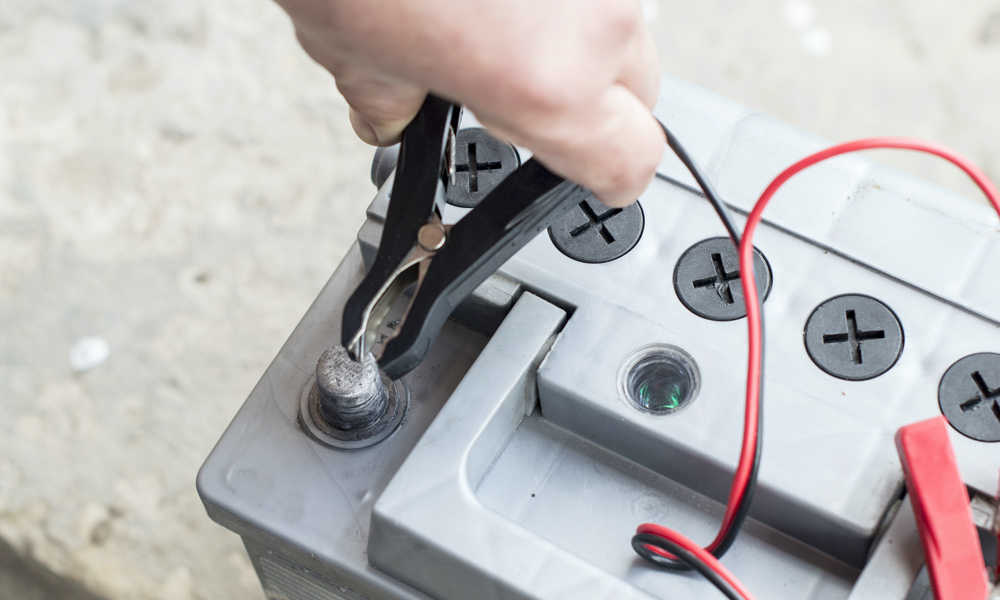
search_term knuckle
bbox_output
[630,141,662,187]
[506,67,575,116]
[596,148,658,200]
[294,28,320,59]
[491,51,586,118]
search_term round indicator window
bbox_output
[619,345,700,415]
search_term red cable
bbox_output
[639,524,758,599]
[638,137,1000,599]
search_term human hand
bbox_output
[274,0,663,207]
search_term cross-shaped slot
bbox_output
[455,142,503,193]
[958,371,1000,424]
[821,310,885,365]
[692,253,740,305]
[569,201,622,244]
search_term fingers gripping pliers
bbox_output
[341,95,592,379]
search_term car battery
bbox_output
[197,74,1000,599]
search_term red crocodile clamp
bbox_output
[896,416,991,600]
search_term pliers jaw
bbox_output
[345,213,448,362]
[342,95,592,379]
[341,96,459,364]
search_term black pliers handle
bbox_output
[341,95,591,379]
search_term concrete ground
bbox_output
[0,1,997,599]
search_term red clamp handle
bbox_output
[896,416,990,600]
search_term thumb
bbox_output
[289,26,426,146]
[336,73,427,146]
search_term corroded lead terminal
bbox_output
[316,346,388,430]
[301,345,407,449]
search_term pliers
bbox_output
[341,94,592,379]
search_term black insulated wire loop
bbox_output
[632,533,744,600]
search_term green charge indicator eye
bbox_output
[637,381,682,411]
[622,346,699,415]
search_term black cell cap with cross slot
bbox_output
[445,128,520,208]
[803,294,904,381]
[673,237,772,321]
[548,195,645,263]
[939,352,1000,442]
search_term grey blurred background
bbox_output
[1,1,998,598]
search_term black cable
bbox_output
[656,119,742,247]
[710,323,763,559]
[634,121,764,570]
[632,533,745,600]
